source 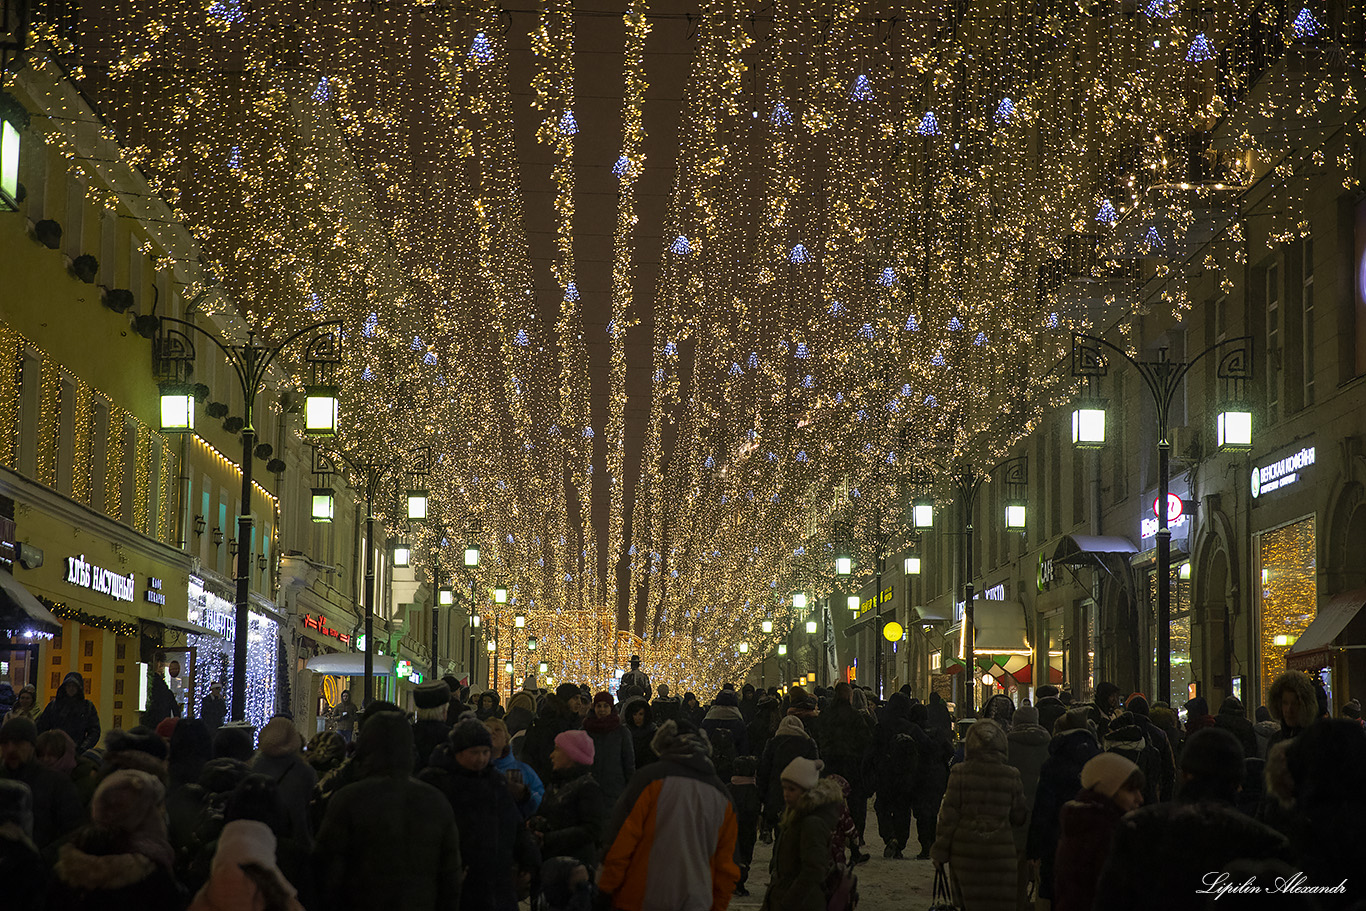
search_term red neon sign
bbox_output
[304,613,352,646]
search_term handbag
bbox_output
[927,867,961,911]
[825,862,858,911]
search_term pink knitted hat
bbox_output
[555,729,595,766]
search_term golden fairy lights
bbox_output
[16,0,1362,692]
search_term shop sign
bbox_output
[955,582,1006,623]
[303,613,352,646]
[858,586,893,615]
[1140,493,1189,540]
[65,554,135,603]
[1037,553,1057,592]
[145,577,166,606]
[1251,444,1315,499]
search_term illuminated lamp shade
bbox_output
[904,553,922,575]
[310,487,335,523]
[406,489,429,520]
[762,619,773,633]
[913,498,935,529]
[980,672,994,686]
[438,586,454,606]
[464,544,480,567]
[514,611,526,628]
[1004,499,1027,531]
[486,639,496,652]
[471,613,480,628]
[1071,400,1107,448]
[527,636,538,651]
[805,619,818,634]
[158,382,195,432]
[739,641,749,654]
[504,660,514,674]
[1217,408,1253,451]
[883,621,904,642]
[1274,634,1293,647]
[1179,563,1191,580]
[835,555,852,576]
[0,119,19,209]
[792,592,808,610]
[494,583,508,604]
[538,661,548,673]
[392,545,411,567]
[303,385,339,436]
[847,594,860,612]
[778,644,788,655]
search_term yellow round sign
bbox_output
[882,621,904,642]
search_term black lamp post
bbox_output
[156,317,341,722]
[1070,333,1253,704]
[313,445,430,706]
[912,455,1027,719]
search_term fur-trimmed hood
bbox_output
[792,776,844,814]
[55,842,158,892]
[1267,670,1319,729]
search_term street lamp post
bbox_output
[913,455,1026,719]
[314,446,430,707]
[155,317,341,722]
[1070,333,1253,703]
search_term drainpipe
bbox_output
[177,434,191,551]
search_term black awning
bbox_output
[0,569,62,632]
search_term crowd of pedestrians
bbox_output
[0,660,1363,910]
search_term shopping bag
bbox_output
[927,867,961,911]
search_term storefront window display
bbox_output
[186,575,278,731]
[1256,517,1316,707]
[1147,563,1192,706]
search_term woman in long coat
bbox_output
[931,719,1028,911]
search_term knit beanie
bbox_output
[450,718,493,753]
[1081,752,1141,798]
[780,756,824,790]
[776,715,810,739]
[1013,705,1040,727]
[593,691,614,708]
[555,729,595,766]
[257,717,300,758]
[414,681,452,710]
[556,682,581,703]
[0,716,37,745]
[92,768,165,832]
[1180,727,1245,787]
[1036,685,1060,699]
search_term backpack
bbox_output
[880,731,921,794]
[1104,728,1161,806]
[709,725,739,781]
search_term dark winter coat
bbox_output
[1005,719,1051,853]
[533,764,609,868]
[141,671,181,729]
[1025,729,1100,900]
[47,837,189,911]
[1213,699,1258,759]
[521,696,579,783]
[0,681,15,722]
[1093,798,1292,911]
[411,718,451,773]
[760,777,845,911]
[199,692,226,733]
[1052,788,1127,911]
[251,751,318,850]
[1102,714,1164,807]
[621,698,658,768]
[313,714,463,911]
[1123,697,1177,801]
[813,700,874,791]
[0,756,84,850]
[1036,696,1067,735]
[756,722,819,826]
[584,713,636,802]
[36,672,102,753]
[870,692,926,799]
[420,755,539,911]
[746,699,783,758]
[931,721,1028,911]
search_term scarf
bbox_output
[584,712,622,735]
